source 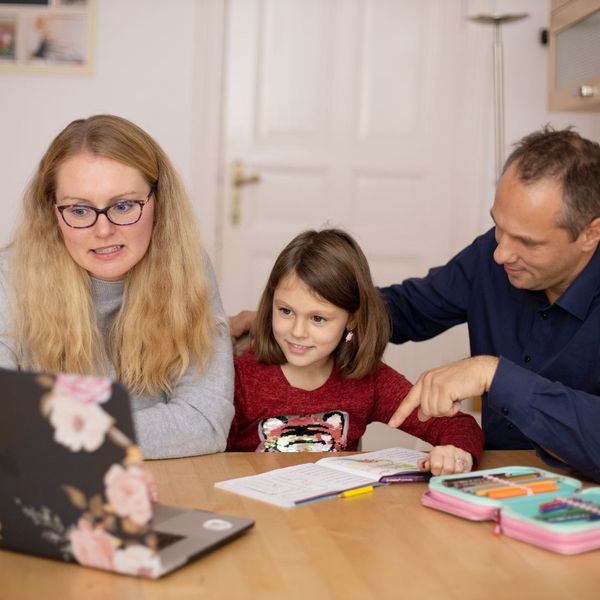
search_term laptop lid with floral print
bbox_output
[0,369,253,578]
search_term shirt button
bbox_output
[524,355,531,363]
[507,423,514,429]
[501,407,510,416]
[541,312,548,320]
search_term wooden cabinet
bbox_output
[549,0,600,111]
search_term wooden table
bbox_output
[1,451,599,600]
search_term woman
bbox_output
[0,114,234,458]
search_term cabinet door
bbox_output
[549,0,600,111]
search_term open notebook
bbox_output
[215,447,428,507]
[0,368,254,578]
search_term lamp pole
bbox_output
[469,13,529,181]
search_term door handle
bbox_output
[574,85,598,98]
[231,161,261,225]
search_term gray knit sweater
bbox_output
[0,252,234,459]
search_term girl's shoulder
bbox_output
[371,361,413,389]
[234,349,278,375]
[234,350,285,391]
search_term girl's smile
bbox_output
[272,273,351,389]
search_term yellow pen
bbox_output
[340,485,375,498]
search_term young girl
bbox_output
[227,229,483,475]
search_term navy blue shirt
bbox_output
[380,228,600,482]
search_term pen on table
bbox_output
[340,485,375,498]
[295,483,384,505]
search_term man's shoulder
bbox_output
[428,227,498,283]
[458,228,497,258]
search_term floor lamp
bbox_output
[469,13,529,181]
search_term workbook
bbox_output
[215,447,428,507]
[422,466,600,555]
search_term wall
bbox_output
[0,0,221,257]
[0,0,599,260]
[476,0,600,232]
[1,0,600,453]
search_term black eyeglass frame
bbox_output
[55,189,154,229]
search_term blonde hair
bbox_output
[10,114,216,395]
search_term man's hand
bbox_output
[228,310,257,356]
[388,355,499,428]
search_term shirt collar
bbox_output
[554,245,600,320]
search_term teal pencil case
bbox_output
[421,466,600,555]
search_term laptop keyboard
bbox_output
[154,530,185,550]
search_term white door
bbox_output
[217,0,491,448]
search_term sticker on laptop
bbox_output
[202,518,233,531]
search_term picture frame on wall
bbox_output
[0,1,51,5]
[0,0,93,74]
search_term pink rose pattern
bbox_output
[48,394,113,452]
[44,375,114,452]
[17,374,162,578]
[54,374,112,405]
[113,544,162,578]
[104,464,153,526]
[69,518,118,571]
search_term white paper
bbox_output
[215,463,377,507]
[215,447,427,507]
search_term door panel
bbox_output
[219,0,490,449]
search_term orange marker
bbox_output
[487,483,559,500]
[475,478,559,497]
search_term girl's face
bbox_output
[272,273,351,380]
[54,153,154,281]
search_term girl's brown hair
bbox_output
[253,229,390,379]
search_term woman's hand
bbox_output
[418,445,473,476]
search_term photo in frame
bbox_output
[0,0,93,74]
[0,15,17,61]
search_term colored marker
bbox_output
[443,471,542,489]
[475,478,560,497]
[486,483,559,499]
[340,485,374,498]
[380,473,431,483]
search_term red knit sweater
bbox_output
[227,352,483,462]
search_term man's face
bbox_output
[491,163,595,304]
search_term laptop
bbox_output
[0,368,254,578]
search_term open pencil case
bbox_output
[421,466,600,555]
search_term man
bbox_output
[385,126,600,481]
[230,127,600,481]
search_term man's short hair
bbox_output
[503,126,600,239]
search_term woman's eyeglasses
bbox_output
[56,189,153,229]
